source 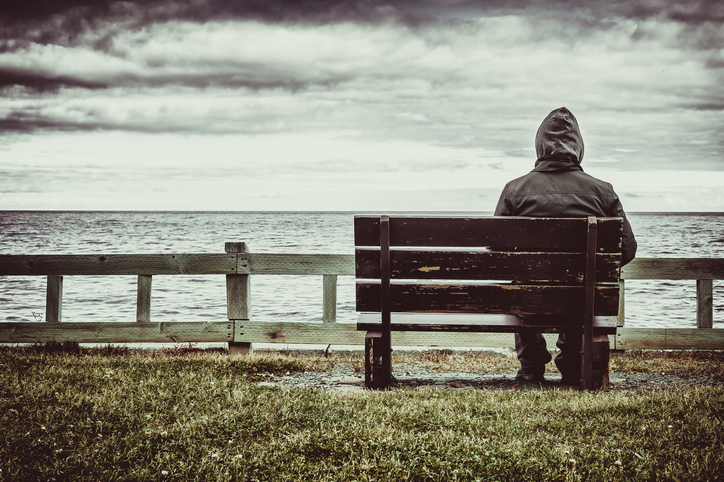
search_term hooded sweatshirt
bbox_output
[494,107,637,264]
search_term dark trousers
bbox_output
[515,328,582,380]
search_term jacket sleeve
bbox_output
[608,196,637,266]
[494,185,513,216]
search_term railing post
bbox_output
[136,275,152,322]
[226,242,252,355]
[323,274,337,323]
[697,279,713,329]
[45,275,63,322]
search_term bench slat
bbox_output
[357,312,618,334]
[356,282,620,316]
[354,216,623,251]
[355,250,621,282]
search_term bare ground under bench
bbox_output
[255,348,724,393]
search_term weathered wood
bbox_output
[365,331,383,389]
[355,250,621,282]
[233,321,707,351]
[0,322,233,343]
[235,321,365,345]
[232,321,604,348]
[136,275,152,322]
[226,242,252,354]
[0,319,528,347]
[697,279,713,329]
[5,321,717,351]
[225,242,247,255]
[592,334,610,390]
[4,319,718,351]
[5,253,724,281]
[357,313,617,334]
[617,280,626,327]
[355,216,623,390]
[0,254,237,275]
[323,275,337,323]
[240,253,354,275]
[622,258,724,280]
[226,274,251,321]
[354,216,623,251]
[4,237,723,353]
[226,244,251,321]
[45,275,63,322]
[581,217,598,390]
[379,216,393,388]
[230,323,724,351]
[614,327,724,350]
[356,283,620,316]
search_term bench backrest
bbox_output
[354,216,623,317]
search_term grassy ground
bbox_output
[1,343,723,481]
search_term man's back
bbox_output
[494,106,637,383]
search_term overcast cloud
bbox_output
[1,0,723,211]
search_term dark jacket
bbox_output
[494,107,637,264]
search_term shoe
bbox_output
[516,368,545,383]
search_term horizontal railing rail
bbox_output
[6,255,724,278]
[0,253,355,276]
[0,249,722,351]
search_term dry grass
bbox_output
[610,350,724,379]
[1,343,723,481]
[394,349,520,373]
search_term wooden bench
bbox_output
[354,215,623,390]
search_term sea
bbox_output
[1,211,723,331]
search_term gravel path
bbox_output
[257,359,722,392]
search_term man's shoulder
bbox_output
[507,169,615,190]
[503,171,537,188]
[574,170,616,192]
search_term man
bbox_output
[494,107,637,384]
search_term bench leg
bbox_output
[567,333,610,390]
[579,334,610,390]
[591,334,610,390]
[365,331,386,389]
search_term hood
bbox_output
[534,107,584,166]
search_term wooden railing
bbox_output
[1,245,723,351]
[616,258,724,349]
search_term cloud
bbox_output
[0,0,414,33]
[3,1,723,48]
[0,67,107,92]
[0,11,720,172]
[0,112,81,133]
[0,0,722,215]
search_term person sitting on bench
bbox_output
[494,106,638,384]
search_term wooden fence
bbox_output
[1,243,723,351]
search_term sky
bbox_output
[0,0,723,212]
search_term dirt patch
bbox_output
[257,358,723,392]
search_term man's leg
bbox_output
[515,332,552,382]
[555,333,582,384]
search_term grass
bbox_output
[1,344,723,481]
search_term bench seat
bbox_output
[357,313,617,334]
